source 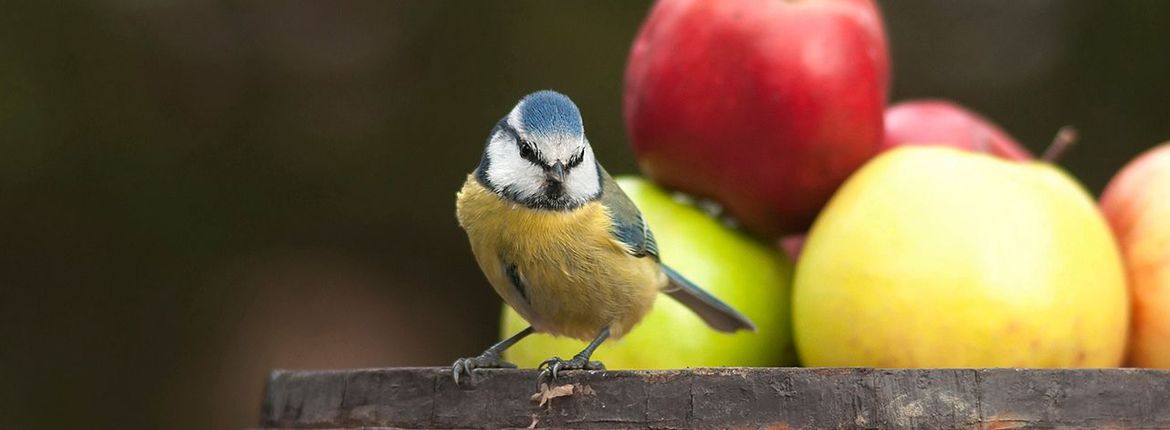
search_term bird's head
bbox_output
[476,90,601,210]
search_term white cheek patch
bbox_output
[485,131,544,200]
[487,109,600,207]
[563,147,600,201]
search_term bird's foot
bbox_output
[538,354,605,381]
[452,351,516,385]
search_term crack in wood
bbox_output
[427,371,438,427]
[974,368,984,425]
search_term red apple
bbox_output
[883,99,1033,160]
[1100,143,1170,368]
[624,0,889,238]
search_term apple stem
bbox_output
[1040,126,1078,164]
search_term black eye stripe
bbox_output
[504,125,543,165]
[517,141,544,165]
[504,125,586,169]
[565,148,585,168]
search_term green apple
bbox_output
[501,176,796,368]
[794,146,1128,367]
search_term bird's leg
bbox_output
[539,326,610,380]
[452,326,534,385]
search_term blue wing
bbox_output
[599,167,755,333]
[599,167,659,260]
[662,265,756,332]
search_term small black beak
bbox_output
[547,161,567,184]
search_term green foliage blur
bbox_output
[1,1,1168,429]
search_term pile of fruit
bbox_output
[504,0,1169,369]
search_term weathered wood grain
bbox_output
[260,367,1170,429]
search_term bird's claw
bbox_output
[538,355,605,381]
[451,352,516,385]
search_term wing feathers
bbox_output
[662,265,756,333]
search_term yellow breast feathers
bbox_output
[456,176,664,340]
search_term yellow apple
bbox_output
[502,176,797,368]
[1100,143,1170,367]
[794,146,1128,367]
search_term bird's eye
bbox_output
[518,142,536,160]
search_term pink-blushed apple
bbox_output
[624,0,889,238]
[1100,143,1170,368]
[883,99,1033,160]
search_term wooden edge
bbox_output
[260,367,1170,429]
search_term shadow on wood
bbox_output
[261,367,1170,429]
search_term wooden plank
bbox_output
[260,367,1170,429]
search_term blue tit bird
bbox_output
[452,90,755,383]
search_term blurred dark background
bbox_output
[1,1,1167,428]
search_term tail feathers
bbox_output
[661,265,756,333]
